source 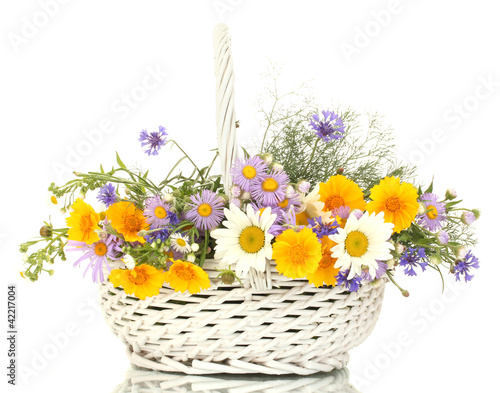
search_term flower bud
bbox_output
[350,209,364,220]
[220,272,236,285]
[402,290,410,297]
[371,279,382,288]
[230,198,242,209]
[231,184,242,198]
[285,185,295,199]
[297,180,311,194]
[472,209,481,219]
[429,255,443,265]
[172,189,181,197]
[22,254,28,262]
[162,192,174,203]
[186,253,196,263]
[261,153,273,165]
[39,226,52,238]
[461,211,476,225]
[240,191,251,201]
[445,188,457,200]
[272,162,284,172]
[191,243,200,252]
[455,246,467,260]
[417,202,426,215]
[437,230,450,245]
[386,258,396,269]
[395,243,405,255]
[48,270,55,276]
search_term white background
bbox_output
[1,1,498,392]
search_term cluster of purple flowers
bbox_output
[399,247,428,276]
[309,110,345,143]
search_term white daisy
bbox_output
[46,193,61,213]
[170,233,191,254]
[330,211,395,280]
[211,203,277,276]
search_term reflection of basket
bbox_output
[98,24,386,375]
[112,366,361,393]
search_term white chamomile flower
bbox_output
[211,203,277,276]
[46,194,61,213]
[170,233,191,254]
[330,211,395,280]
[296,184,333,224]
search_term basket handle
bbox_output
[214,24,238,196]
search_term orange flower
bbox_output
[109,264,167,300]
[106,201,149,243]
[307,236,340,287]
[318,175,366,215]
[165,260,211,294]
[65,198,100,244]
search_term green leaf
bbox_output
[424,177,434,194]
[116,152,127,169]
[241,147,251,160]
[100,164,105,174]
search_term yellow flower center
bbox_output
[278,198,289,208]
[289,244,307,265]
[79,215,93,232]
[129,268,147,285]
[262,178,279,192]
[325,195,345,211]
[345,231,369,257]
[154,206,167,219]
[124,214,142,232]
[197,203,212,217]
[50,196,58,205]
[239,226,265,254]
[99,211,106,221]
[172,264,194,281]
[426,205,438,220]
[242,165,257,179]
[385,197,401,212]
[94,242,108,256]
[176,238,187,247]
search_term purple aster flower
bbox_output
[333,206,351,220]
[145,227,171,244]
[144,195,173,229]
[454,251,479,282]
[437,230,450,245]
[66,234,122,283]
[231,156,268,192]
[360,261,388,282]
[185,190,225,230]
[399,247,428,276]
[250,170,289,206]
[417,193,447,231]
[97,183,118,208]
[309,110,345,143]
[138,126,168,156]
[307,216,339,240]
[335,270,363,292]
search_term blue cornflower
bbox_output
[167,211,180,226]
[399,247,428,276]
[309,110,345,143]
[335,270,363,292]
[454,251,480,282]
[307,216,339,240]
[97,183,118,207]
[138,126,168,156]
[145,228,171,244]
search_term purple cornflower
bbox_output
[335,270,362,292]
[309,110,345,143]
[97,183,118,208]
[454,251,480,282]
[250,170,289,206]
[145,228,171,244]
[417,193,447,231]
[67,234,122,283]
[308,216,339,240]
[138,126,168,156]
[231,156,268,192]
[185,190,225,231]
[399,247,428,276]
[144,195,173,229]
[360,261,388,282]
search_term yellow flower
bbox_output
[296,184,333,226]
[318,175,366,215]
[65,198,100,244]
[106,201,149,243]
[307,236,340,288]
[165,260,211,294]
[109,264,167,300]
[366,176,419,233]
[272,227,322,279]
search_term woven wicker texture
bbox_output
[99,259,385,375]
[112,366,361,392]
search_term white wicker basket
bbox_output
[98,24,386,376]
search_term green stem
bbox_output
[301,138,320,178]
[169,141,205,183]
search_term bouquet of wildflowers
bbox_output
[20,104,480,300]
